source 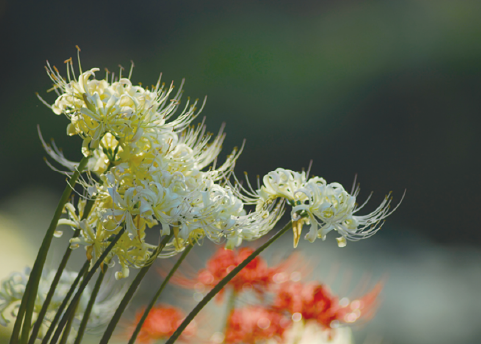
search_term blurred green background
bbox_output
[0,0,480,343]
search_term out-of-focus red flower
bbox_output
[170,247,288,300]
[131,304,195,343]
[225,306,290,344]
[202,247,274,297]
[273,282,339,329]
[273,281,383,331]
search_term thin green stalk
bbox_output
[30,199,96,344]
[74,266,108,344]
[41,261,90,344]
[58,296,80,344]
[99,233,175,344]
[29,229,79,344]
[128,244,193,344]
[165,221,293,344]
[50,227,126,344]
[12,156,89,344]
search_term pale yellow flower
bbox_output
[252,168,401,248]
[45,53,281,278]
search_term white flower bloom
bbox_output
[42,57,199,154]
[224,199,285,249]
[257,168,310,208]
[253,168,402,248]
[43,54,296,276]
[293,180,401,246]
[0,268,116,339]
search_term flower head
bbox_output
[257,169,310,209]
[200,247,277,298]
[273,282,340,330]
[293,180,400,246]
[170,246,282,301]
[0,268,117,340]
[43,52,283,278]
[273,280,382,332]
[251,168,402,248]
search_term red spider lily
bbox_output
[224,306,291,344]
[130,304,195,343]
[201,247,274,298]
[168,247,298,301]
[273,281,383,331]
[273,282,339,330]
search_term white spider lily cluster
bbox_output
[0,268,117,339]
[40,55,283,279]
[38,53,400,279]
[250,168,401,248]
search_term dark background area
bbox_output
[0,1,481,343]
[1,0,480,246]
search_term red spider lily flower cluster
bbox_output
[274,282,340,330]
[223,281,381,343]
[273,281,382,332]
[131,305,195,343]
[132,246,382,344]
[197,247,278,298]
[170,247,288,300]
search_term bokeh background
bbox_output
[0,0,480,343]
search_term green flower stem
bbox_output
[165,221,293,344]
[58,296,80,344]
[29,227,81,344]
[30,199,96,344]
[128,244,193,344]
[41,261,90,344]
[74,265,108,344]
[50,227,126,344]
[99,232,174,344]
[12,156,90,344]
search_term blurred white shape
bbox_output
[268,321,353,344]
[0,215,35,278]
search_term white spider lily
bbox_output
[253,168,402,248]
[224,198,285,249]
[293,179,402,247]
[105,186,155,235]
[0,268,118,338]
[45,52,404,281]
[257,168,311,209]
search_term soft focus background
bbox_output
[0,0,480,343]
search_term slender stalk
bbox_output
[41,261,90,344]
[99,233,174,344]
[58,296,80,344]
[12,156,89,344]
[73,266,108,344]
[128,244,193,344]
[29,230,78,344]
[165,221,293,344]
[30,199,96,344]
[50,227,126,344]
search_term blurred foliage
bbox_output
[0,0,480,245]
